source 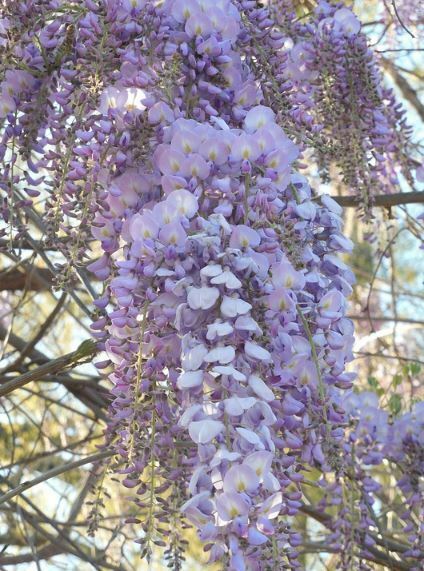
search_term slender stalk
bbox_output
[0,450,113,506]
[0,339,97,397]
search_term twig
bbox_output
[391,0,415,38]
[0,339,97,397]
[0,324,108,417]
[354,352,424,366]
[4,292,67,372]
[0,450,113,507]
[348,315,424,325]
[381,59,424,121]
[375,48,424,53]
[0,433,102,471]
[332,192,424,208]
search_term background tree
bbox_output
[0,0,422,569]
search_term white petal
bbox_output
[243,451,273,480]
[208,213,232,234]
[257,401,277,424]
[236,427,265,449]
[204,346,235,365]
[224,396,257,415]
[259,492,282,519]
[155,268,175,277]
[172,277,193,297]
[213,366,246,382]
[320,193,343,216]
[206,321,234,341]
[259,425,276,453]
[224,397,244,416]
[188,466,208,495]
[203,402,220,416]
[211,448,241,468]
[200,264,223,278]
[178,404,202,428]
[211,270,242,290]
[245,341,271,361]
[234,315,262,334]
[248,374,275,402]
[263,472,280,492]
[244,105,275,133]
[232,255,252,271]
[182,344,208,371]
[187,286,220,310]
[189,419,224,444]
[177,370,204,389]
[210,116,230,131]
[167,188,198,218]
[180,490,210,513]
[221,296,252,318]
[211,466,224,490]
[239,397,258,409]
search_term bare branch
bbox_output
[0,450,113,507]
[0,325,108,418]
[0,339,97,398]
[0,544,64,566]
[332,192,424,208]
[382,58,424,121]
[6,292,67,371]
[349,315,424,325]
[390,1,415,38]
[0,267,54,291]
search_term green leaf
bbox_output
[368,377,384,396]
[410,363,421,376]
[368,376,379,389]
[389,394,402,416]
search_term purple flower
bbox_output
[189,419,225,444]
[216,492,250,522]
[223,464,260,494]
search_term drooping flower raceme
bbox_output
[0,0,362,567]
[2,0,420,569]
[90,87,355,564]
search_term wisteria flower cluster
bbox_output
[251,0,414,212]
[86,0,357,566]
[0,0,422,569]
[339,393,424,567]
